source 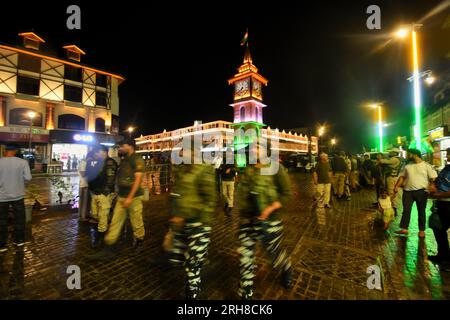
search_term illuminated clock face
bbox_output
[252,80,262,99]
[235,79,249,99]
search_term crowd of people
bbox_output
[0,139,449,299]
[312,147,450,263]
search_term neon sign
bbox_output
[73,134,94,143]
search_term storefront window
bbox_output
[52,144,88,171]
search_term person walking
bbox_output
[78,152,93,222]
[88,140,146,260]
[236,160,293,300]
[220,162,237,216]
[361,154,374,188]
[372,153,385,205]
[169,163,217,299]
[312,153,332,208]
[332,151,349,200]
[379,148,403,214]
[394,148,437,238]
[428,147,450,264]
[0,145,32,252]
[86,145,118,248]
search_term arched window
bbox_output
[58,114,85,131]
[95,118,105,132]
[240,107,245,121]
[9,108,43,127]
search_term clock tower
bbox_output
[228,44,268,167]
[228,45,268,126]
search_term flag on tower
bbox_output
[240,29,249,46]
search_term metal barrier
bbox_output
[142,163,174,195]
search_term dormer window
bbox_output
[62,45,85,62]
[18,32,45,50]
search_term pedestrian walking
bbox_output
[372,153,385,205]
[332,151,350,200]
[78,152,93,222]
[394,148,437,238]
[312,153,332,208]
[236,160,293,300]
[219,162,237,216]
[361,154,374,188]
[0,145,32,253]
[168,163,217,299]
[428,147,450,264]
[86,145,118,248]
[379,148,403,214]
[88,140,145,260]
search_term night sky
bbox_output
[1,1,449,152]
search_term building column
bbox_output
[45,102,55,130]
[87,107,95,132]
[0,96,5,126]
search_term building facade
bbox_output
[423,69,450,169]
[135,45,318,164]
[0,32,124,171]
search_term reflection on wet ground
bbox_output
[0,173,448,299]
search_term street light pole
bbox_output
[28,111,36,158]
[396,24,424,151]
[377,105,383,153]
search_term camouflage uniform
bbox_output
[104,153,146,246]
[236,163,293,299]
[169,164,217,299]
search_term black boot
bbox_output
[186,287,200,300]
[132,238,145,255]
[92,231,105,249]
[281,268,293,289]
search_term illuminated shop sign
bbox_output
[73,134,94,143]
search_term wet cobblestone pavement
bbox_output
[1,173,449,300]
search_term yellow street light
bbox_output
[28,111,36,120]
[331,138,336,145]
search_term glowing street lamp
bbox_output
[331,138,336,145]
[127,126,135,138]
[28,111,36,157]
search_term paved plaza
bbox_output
[0,173,449,300]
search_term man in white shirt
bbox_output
[0,145,32,252]
[394,148,437,237]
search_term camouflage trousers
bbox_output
[170,222,211,297]
[238,219,292,298]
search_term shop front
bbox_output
[49,130,120,171]
[429,126,449,170]
[0,126,49,171]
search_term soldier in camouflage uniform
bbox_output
[169,163,217,299]
[88,140,146,260]
[236,161,293,300]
